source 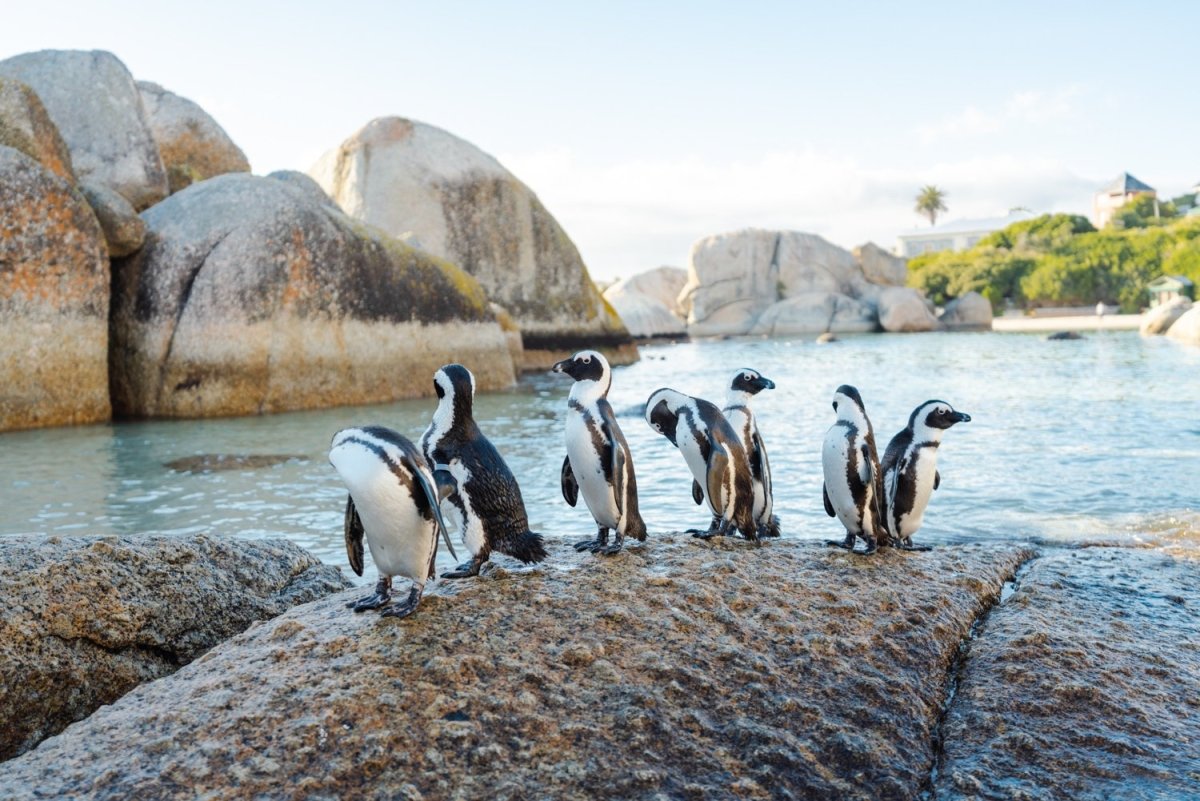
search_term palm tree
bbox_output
[914,185,948,227]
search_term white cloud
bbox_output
[916,86,1082,145]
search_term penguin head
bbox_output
[730,368,775,397]
[432,364,476,424]
[644,388,683,446]
[831,384,869,422]
[910,400,971,434]
[552,350,611,393]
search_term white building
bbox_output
[1092,172,1155,227]
[896,209,1036,258]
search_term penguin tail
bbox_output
[627,514,648,542]
[763,514,782,538]
[503,530,549,564]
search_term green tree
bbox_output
[914,185,948,227]
[1109,194,1177,229]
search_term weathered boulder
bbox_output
[0,77,73,181]
[877,286,942,332]
[78,179,145,257]
[1164,305,1200,345]
[750,292,878,335]
[0,533,349,761]
[137,80,250,194]
[853,242,908,286]
[619,265,688,317]
[940,291,994,331]
[266,169,335,207]
[308,117,634,366]
[0,147,110,432]
[1142,298,1193,336]
[109,172,516,419]
[0,50,167,209]
[935,548,1200,800]
[0,539,1031,799]
[603,271,688,338]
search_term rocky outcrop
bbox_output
[266,169,335,207]
[0,539,1030,799]
[940,291,994,331]
[137,80,250,194]
[78,179,145,257]
[1142,298,1193,336]
[680,230,921,335]
[934,548,1200,800]
[109,173,515,418]
[876,286,943,332]
[308,117,634,366]
[0,77,73,181]
[0,533,349,760]
[0,50,167,209]
[0,147,110,432]
[853,242,908,286]
[1164,305,1200,345]
[603,267,688,338]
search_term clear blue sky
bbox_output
[4,1,1197,279]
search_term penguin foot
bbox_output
[688,528,718,540]
[824,539,853,550]
[348,577,392,611]
[898,542,933,552]
[855,543,878,556]
[441,558,483,579]
[599,543,624,555]
[573,539,599,552]
[380,587,422,619]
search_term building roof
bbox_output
[1101,172,1154,194]
[1147,274,1194,290]
[897,209,1036,239]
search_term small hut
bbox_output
[1146,275,1195,307]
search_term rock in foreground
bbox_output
[0,539,1029,799]
[0,534,350,760]
[934,548,1200,801]
[1164,304,1200,345]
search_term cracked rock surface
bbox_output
[0,534,350,760]
[0,539,1028,799]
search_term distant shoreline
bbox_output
[992,313,1142,332]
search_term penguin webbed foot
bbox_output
[898,540,933,552]
[347,577,392,611]
[576,528,610,553]
[572,538,598,552]
[380,587,423,619]
[599,531,625,556]
[441,556,484,579]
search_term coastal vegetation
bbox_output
[914,184,948,226]
[908,209,1200,312]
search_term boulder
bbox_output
[749,292,878,335]
[308,117,634,366]
[0,147,110,432]
[853,242,908,286]
[935,548,1200,800]
[940,291,994,331]
[137,80,250,194]
[266,169,335,207]
[0,533,349,760]
[617,265,688,317]
[1141,298,1193,336]
[1164,306,1200,344]
[0,76,73,181]
[603,269,688,338]
[877,286,943,332]
[0,50,167,209]
[109,172,516,419]
[78,179,145,257]
[0,539,1031,799]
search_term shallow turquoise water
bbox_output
[2,331,1197,582]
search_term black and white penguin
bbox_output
[880,400,972,551]
[645,387,757,540]
[329,426,458,618]
[724,368,780,539]
[420,364,548,577]
[821,385,885,555]
[552,350,647,555]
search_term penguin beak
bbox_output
[953,411,971,424]
[757,377,776,391]
[551,359,571,376]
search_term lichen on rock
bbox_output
[137,80,250,194]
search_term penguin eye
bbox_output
[744,372,754,382]
[581,355,592,364]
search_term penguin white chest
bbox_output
[678,428,717,511]
[896,449,939,537]
[443,460,487,557]
[565,411,619,528]
[822,427,868,531]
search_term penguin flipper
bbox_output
[934,470,941,491]
[822,484,836,518]
[692,479,704,505]
[560,455,579,507]
[409,458,458,563]
[859,443,875,486]
[752,430,772,494]
[598,403,626,518]
[344,495,365,577]
[705,445,730,518]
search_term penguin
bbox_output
[820,385,885,555]
[880,400,972,551]
[551,350,647,555]
[723,368,780,539]
[645,387,757,540]
[329,425,458,618]
[420,364,548,577]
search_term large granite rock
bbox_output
[110,172,516,418]
[603,269,688,338]
[877,286,943,332]
[266,169,335,208]
[0,533,349,760]
[0,76,74,181]
[1165,305,1200,345]
[1142,298,1193,336]
[308,117,634,366]
[749,292,878,335]
[934,548,1200,800]
[853,242,908,286]
[137,80,250,194]
[79,179,145,257]
[0,539,1030,799]
[940,291,994,331]
[0,147,110,432]
[0,50,167,209]
[620,265,688,316]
